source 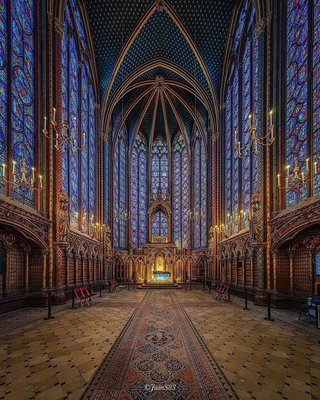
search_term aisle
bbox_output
[82,291,237,400]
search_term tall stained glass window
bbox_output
[152,211,168,238]
[193,132,207,248]
[284,1,320,205]
[130,133,148,249]
[0,0,35,206]
[224,2,257,232]
[113,129,127,248]
[62,1,96,231]
[173,134,189,248]
[151,137,169,199]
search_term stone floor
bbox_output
[0,288,319,399]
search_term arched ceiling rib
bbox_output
[86,0,236,143]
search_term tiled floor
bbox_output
[0,288,320,399]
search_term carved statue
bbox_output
[58,192,70,242]
[249,192,262,242]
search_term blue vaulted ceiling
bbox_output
[86,0,235,99]
[86,0,236,145]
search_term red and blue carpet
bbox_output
[82,292,238,400]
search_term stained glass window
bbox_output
[285,0,308,206]
[173,134,189,248]
[284,0,320,203]
[225,87,232,218]
[62,1,96,231]
[224,2,257,232]
[0,0,8,195]
[193,133,207,248]
[313,0,320,194]
[113,129,127,248]
[152,211,168,237]
[241,36,251,216]
[130,133,148,249]
[151,137,169,199]
[0,0,35,205]
[103,140,109,225]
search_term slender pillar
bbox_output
[272,251,278,291]
[289,252,294,292]
[42,252,48,290]
[25,252,30,292]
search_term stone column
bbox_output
[25,252,30,292]
[289,252,294,292]
[42,252,48,290]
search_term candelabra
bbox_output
[0,158,43,192]
[234,110,275,158]
[188,208,206,221]
[215,209,248,238]
[42,108,86,153]
[277,157,320,190]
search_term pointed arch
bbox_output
[172,133,190,248]
[130,132,148,249]
[151,137,169,200]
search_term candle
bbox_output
[1,163,5,177]
[286,165,290,178]
[83,132,86,146]
[44,116,47,131]
[237,141,241,156]
[306,158,310,171]
[39,175,43,189]
[53,108,56,123]
[301,172,305,183]
[285,177,289,188]
[269,110,273,126]
[277,173,280,187]
[12,160,16,174]
[234,130,238,144]
[314,161,318,176]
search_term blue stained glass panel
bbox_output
[152,211,168,237]
[151,137,168,199]
[313,0,320,194]
[286,0,308,206]
[0,0,7,194]
[241,37,251,215]
[11,0,35,207]
[173,134,189,248]
[130,133,148,249]
[232,68,239,226]
[225,87,232,217]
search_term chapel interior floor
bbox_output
[0,289,320,400]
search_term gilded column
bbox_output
[25,252,30,292]
[289,251,294,292]
[53,17,65,294]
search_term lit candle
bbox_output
[44,116,47,131]
[286,165,290,178]
[314,161,318,176]
[39,175,43,189]
[1,163,5,177]
[277,173,280,187]
[83,132,86,146]
[285,177,289,188]
[237,141,241,155]
[269,110,273,126]
[234,130,238,144]
[306,158,310,172]
[12,160,16,174]
[301,172,305,183]
[52,108,56,123]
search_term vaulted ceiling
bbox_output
[86,0,236,143]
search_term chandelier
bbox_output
[42,108,86,153]
[277,157,320,190]
[234,110,274,158]
[0,158,43,192]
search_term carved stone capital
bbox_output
[54,18,64,36]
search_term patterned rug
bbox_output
[82,292,238,400]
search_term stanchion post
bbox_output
[228,287,231,301]
[45,290,55,320]
[243,288,250,310]
[99,282,102,297]
[109,280,111,293]
[264,292,274,321]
